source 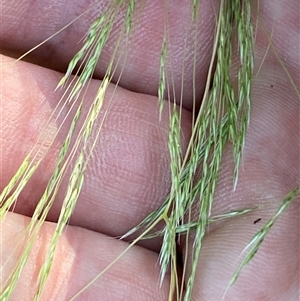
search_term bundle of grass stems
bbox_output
[1,0,299,300]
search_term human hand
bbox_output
[1,1,299,300]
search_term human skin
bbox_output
[0,1,299,300]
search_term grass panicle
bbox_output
[0,1,141,299]
[1,1,299,301]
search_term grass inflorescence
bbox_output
[1,1,299,301]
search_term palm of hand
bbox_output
[0,1,299,300]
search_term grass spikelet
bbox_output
[158,36,168,117]
[232,0,253,187]
[0,156,31,217]
[227,186,300,290]
[125,0,137,34]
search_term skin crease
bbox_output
[0,1,299,301]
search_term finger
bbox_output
[183,0,300,298]
[0,54,191,250]
[1,0,219,110]
[184,205,299,300]
[1,212,171,301]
